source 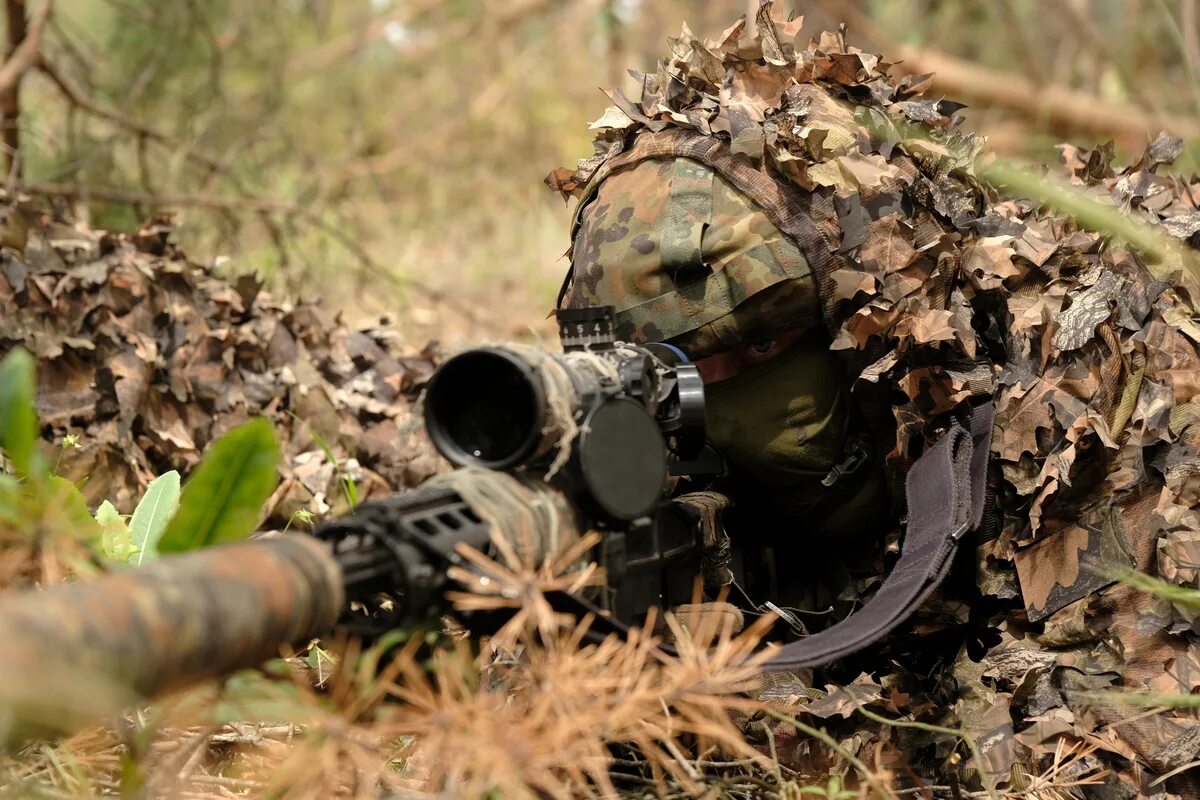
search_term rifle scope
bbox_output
[423,307,707,519]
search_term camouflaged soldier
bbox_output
[559,146,894,616]
[550,3,1200,795]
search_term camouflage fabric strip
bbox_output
[565,129,844,338]
[565,154,819,353]
[662,158,713,278]
[0,535,343,744]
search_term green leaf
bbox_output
[96,500,137,562]
[213,669,313,725]
[128,470,180,565]
[158,419,280,553]
[0,473,21,524]
[0,348,41,477]
[95,499,124,528]
[44,476,101,540]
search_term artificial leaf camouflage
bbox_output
[552,2,1200,795]
[0,198,444,543]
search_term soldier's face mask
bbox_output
[703,336,849,518]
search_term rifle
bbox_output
[0,306,723,744]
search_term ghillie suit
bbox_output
[0,202,443,571]
[550,3,1200,795]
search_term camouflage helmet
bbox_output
[560,156,823,359]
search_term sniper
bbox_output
[547,2,1200,795]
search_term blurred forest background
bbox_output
[4,0,1199,345]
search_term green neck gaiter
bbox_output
[703,337,851,520]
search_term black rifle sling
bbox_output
[760,400,996,670]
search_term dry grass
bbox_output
[0,540,785,799]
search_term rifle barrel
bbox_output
[0,535,342,745]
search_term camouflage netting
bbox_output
[0,199,444,535]
[551,2,1200,795]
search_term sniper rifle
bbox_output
[0,305,723,742]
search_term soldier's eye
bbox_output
[740,339,782,365]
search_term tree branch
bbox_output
[7,3,484,329]
[35,57,225,174]
[9,180,299,213]
[0,0,49,95]
[811,0,1200,144]
[1186,0,1200,80]
[904,48,1200,142]
[0,0,51,176]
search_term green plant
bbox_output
[157,418,281,553]
[92,471,182,565]
[95,499,136,561]
[283,507,315,533]
[789,776,858,799]
[296,414,359,512]
[52,433,81,476]
[0,348,42,479]
[127,471,181,565]
[1,349,283,575]
[0,349,102,582]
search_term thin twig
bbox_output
[1185,0,1200,89]
[35,57,225,175]
[0,0,50,95]
[300,210,485,328]
[9,180,299,213]
[849,702,998,800]
[761,708,895,799]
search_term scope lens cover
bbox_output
[577,398,667,520]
